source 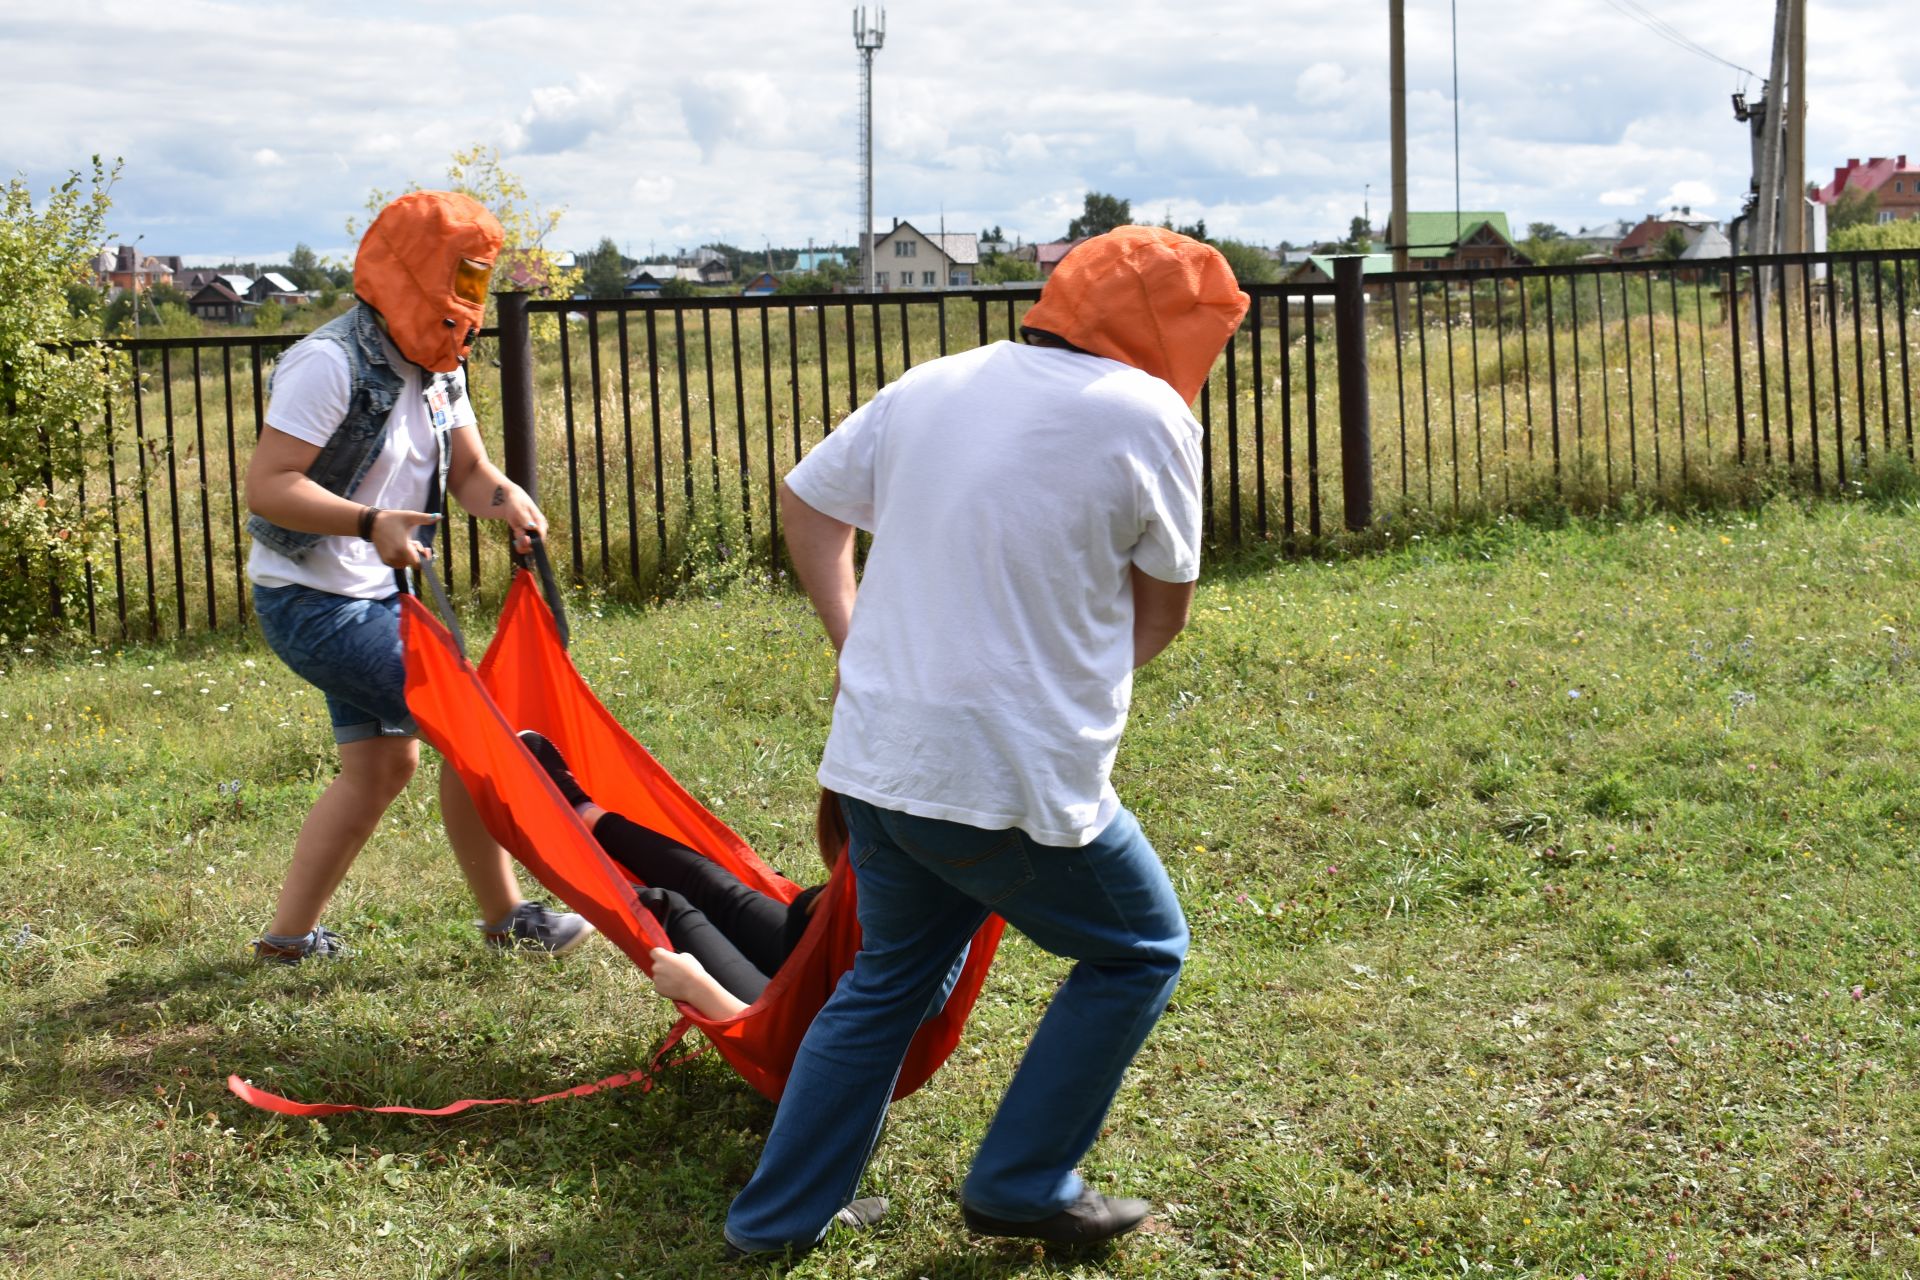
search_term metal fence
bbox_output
[30,246,1920,642]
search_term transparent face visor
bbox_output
[453,257,493,307]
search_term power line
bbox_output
[1595,0,1761,79]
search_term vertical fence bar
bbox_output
[787,304,804,457]
[976,293,989,348]
[1250,296,1268,537]
[1669,272,1688,487]
[221,347,244,622]
[1224,332,1242,543]
[814,304,830,441]
[898,299,912,372]
[1517,284,1536,463]
[1872,263,1891,453]
[1826,268,1846,487]
[1495,277,1511,501]
[1749,265,1771,462]
[102,356,126,634]
[869,299,886,389]
[1394,285,1410,499]
[1333,256,1372,531]
[702,308,722,499]
[159,348,184,635]
[760,304,779,574]
[1544,277,1562,486]
[1199,381,1214,542]
[1568,275,1587,483]
[1726,268,1747,463]
[1694,274,1713,459]
[1801,262,1820,492]
[844,305,858,415]
[1415,287,1433,507]
[497,293,538,503]
[1468,282,1485,499]
[644,308,668,567]
[1645,271,1662,487]
[1619,273,1639,490]
[1280,293,1296,540]
[1595,273,1614,499]
[1779,262,1797,471]
[729,308,752,552]
[190,348,215,629]
[587,311,610,578]
[617,312,641,586]
[1898,262,1914,460]
[1305,304,1321,538]
[557,312,584,578]
[1441,283,1459,513]
[673,309,695,533]
[937,294,948,358]
[1849,258,1869,468]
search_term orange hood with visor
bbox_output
[355,191,505,373]
[1020,225,1248,404]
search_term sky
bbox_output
[3,0,1913,264]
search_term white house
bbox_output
[859,220,979,291]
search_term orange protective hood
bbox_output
[1021,225,1248,403]
[354,191,505,373]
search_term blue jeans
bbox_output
[253,583,417,744]
[723,798,1188,1253]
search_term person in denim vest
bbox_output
[723,228,1248,1259]
[243,191,591,963]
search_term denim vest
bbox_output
[246,302,462,561]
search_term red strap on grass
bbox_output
[227,1017,704,1118]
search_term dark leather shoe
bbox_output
[961,1189,1151,1245]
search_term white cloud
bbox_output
[0,0,1895,255]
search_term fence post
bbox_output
[1333,255,1374,530]
[496,291,538,503]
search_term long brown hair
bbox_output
[815,788,849,871]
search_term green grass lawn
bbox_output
[3,499,1918,1279]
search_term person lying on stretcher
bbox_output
[518,731,832,1019]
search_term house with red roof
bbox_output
[1814,155,1920,223]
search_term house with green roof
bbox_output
[1284,253,1397,286]
[1397,211,1530,271]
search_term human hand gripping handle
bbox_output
[368,508,441,569]
[488,481,548,555]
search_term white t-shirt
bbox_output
[786,341,1203,847]
[246,333,476,599]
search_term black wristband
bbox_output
[358,506,381,541]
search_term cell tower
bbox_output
[854,6,886,293]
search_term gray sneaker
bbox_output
[252,925,349,965]
[483,901,596,955]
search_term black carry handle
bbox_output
[399,551,470,662]
[512,530,571,651]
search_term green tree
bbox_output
[1520,233,1590,267]
[1828,187,1879,232]
[253,298,286,332]
[0,156,117,638]
[657,275,698,299]
[1208,238,1277,286]
[102,280,191,335]
[1654,226,1690,261]
[1336,215,1371,252]
[975,254,1040,284]
[350,143,580,309]
[1526,221,1564,242]
[286,242,325,291]
[1067,191,1131,240]
[580,236,629,299]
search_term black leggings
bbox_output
[591,813,821,1005]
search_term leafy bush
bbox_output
[0,157,117,641]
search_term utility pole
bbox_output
[1750,0,1790,325]
[1389,0,1409,321]
[1783,0,1806,259]
[854,7,886,294]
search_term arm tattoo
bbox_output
[490,484,506,508]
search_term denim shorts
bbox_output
[253,583,417,744]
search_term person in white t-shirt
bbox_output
[243,191,591,964]
[722,227,1249,1260]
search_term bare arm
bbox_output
[245,426,437,569]
[1131,566,1195,668]
[446,426,546,554]
[779,482,858,653]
